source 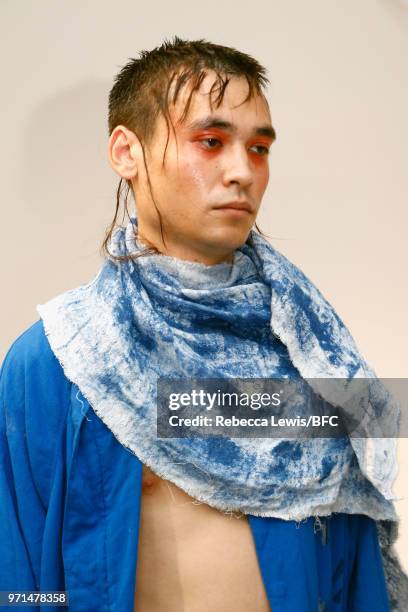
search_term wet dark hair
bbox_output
[102,35,272,261]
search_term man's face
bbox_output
[133,71,275,264]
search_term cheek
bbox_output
[180,159,215,197]
[255,164,269,194]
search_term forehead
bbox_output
[168,69,272,132]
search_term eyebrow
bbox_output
[185,115,277,141]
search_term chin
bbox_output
[207,230,251,253]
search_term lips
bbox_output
[215,201,252,212]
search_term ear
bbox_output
[107,125,142,180]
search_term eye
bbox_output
[250,145,270,156]
[199,137,222,149]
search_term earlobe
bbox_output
[107,125,139,180]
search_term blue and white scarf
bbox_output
[37,214,408,607]
[37,215,400,522]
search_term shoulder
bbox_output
[1,318,67,386]
[1,319,73,511]
[1,318,72,435]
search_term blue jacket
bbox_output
[0,320,391,611]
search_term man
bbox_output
[107,39,274,611]
[1,36,407,611]
[107,39,275,612]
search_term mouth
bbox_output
[213,201,252,215]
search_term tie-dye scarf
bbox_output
[37,215,406,604]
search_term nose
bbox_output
[222,144,254,188]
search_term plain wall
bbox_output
[1,0,407,570]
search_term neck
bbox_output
[136,233,235,266]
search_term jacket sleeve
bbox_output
[0,320,72,598]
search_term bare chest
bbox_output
[133,466,271,612]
